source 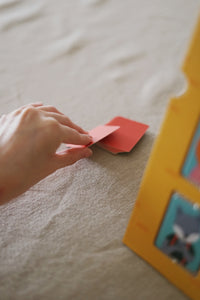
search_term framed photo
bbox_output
[155,193,200,274]
[124,17,200,300]
[182,122,200,187]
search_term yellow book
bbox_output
[123,16,200,300]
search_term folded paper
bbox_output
[66,125,119,149]
[66,117,148,154]
[97,116,149,154]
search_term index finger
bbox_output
[38,106,88,134]
[60,124,92,145]
[44,112,88,134]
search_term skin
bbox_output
[0,103,93,204]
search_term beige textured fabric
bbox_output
[0,0,199,299]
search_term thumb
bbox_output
[54,147,93,169]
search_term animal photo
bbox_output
[155,193,200,273]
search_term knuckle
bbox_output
[21,106,38,118]
[48,118,60,131]
[47,105,57,112]
[62,116,70,126]
[41,119,61,144]
[65,116,70,123]
[70,127,79,137]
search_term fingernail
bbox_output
[85,134,93,141]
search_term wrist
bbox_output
[0,168,21,205]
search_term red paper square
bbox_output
[66,125,119,149]
[97,116,149,154]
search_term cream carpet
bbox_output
[1,0,199,299]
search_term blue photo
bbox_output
[155,193,200,273]
[182,122,200,186]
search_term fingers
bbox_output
[61,117,87,134]
[54,147,93,169]
[12,102,44,116]
[17,103,88,134]
[27,102,43,107]
[37,105,64,115]
[34,104,87,134]
[42,111,87,134]
[59,124,92,145]
[20,102,44,109]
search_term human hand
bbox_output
[0,103,93,204]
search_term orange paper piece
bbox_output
[66,125,120,149]
[97,116,149,154]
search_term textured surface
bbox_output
[0,1,199,299]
